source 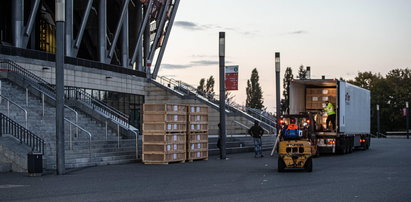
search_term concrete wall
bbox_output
[0,136,32,172]
[10,57,147,96]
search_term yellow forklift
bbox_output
[273,114,317,172]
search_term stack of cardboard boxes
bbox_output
[142,104,187,164]
[142,104,209,164]
[306,88,337,129]
[187,105,209,162]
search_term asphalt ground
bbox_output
[1,138,411,202]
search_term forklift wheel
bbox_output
[278,158,285,172]
[304,158,313,172]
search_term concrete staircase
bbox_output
[0,79,137,169]
[208,135,276,155]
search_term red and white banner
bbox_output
[225,65,239,91]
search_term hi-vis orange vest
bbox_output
[287,123,298,130]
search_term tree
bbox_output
[205,76,215,94]
[280,67,293,114]
[246,68,264,110]
[297,65,307,80]
[347,71,382,90]
[348,69,411,133]
[225,91,236,106]
[197,78,206,96]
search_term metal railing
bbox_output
[156,75,277,133]
[65,87,129,127]
[0,59,139,158]
[29,85,78,127]
[0,60,79,126]
[0,94,28,129]
[65,118,92,156]
[65,87,139,159]
[0,113,45,154]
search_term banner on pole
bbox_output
[225,65,239,91]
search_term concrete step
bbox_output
[46,156,137,169]
[0,163,12,173]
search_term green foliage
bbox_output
[348,69,411,133]
[206,76,215,94]
[197,78,206,96]
[297,65,307,80]
[280,67,293,114]
[197,76,215,97]
[246,68,264,110]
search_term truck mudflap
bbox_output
[354,134,371,150]
[317,138,336,153]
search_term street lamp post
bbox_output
[377,104,380,138]
[406,102,409,139]
[219,32,226,159]
[275,52,281,130]
[55,0,66,175]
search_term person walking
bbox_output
[324,101,336,131]
[248,120,264,158]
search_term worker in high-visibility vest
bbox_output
[324,101,336,131]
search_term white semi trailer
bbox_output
[289,79,371,154]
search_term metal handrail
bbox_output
[0,59,55,93]
[0,59,138,157]
[65,87,129,124]
[0,60,79,125]
[65,118,92,156]
[156,75,277,132]
[29,85,78,127]
[0,94,28,129]
[0,113,45,154]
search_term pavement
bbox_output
[1,138,411,202]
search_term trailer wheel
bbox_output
[304,158,313,172]
[348,145,353,153]
[278,158,285,172]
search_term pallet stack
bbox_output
[142,104,187,164]
[186,105,209,162]
[306,88,337,128]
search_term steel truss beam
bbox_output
[107,0,130,63]
[73,0,94,56]
[147,0,170,65]
[22,0,41,48]
[99,0,107,63]
[130,0,154,66]
[7,0,177,75]
[152,0,180,79]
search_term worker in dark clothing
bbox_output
[248,120,265,158]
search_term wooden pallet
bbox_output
[187,142,208,152]
[188,123,208,132]
[187,133,208,143]
[144,103,187,114]
[143,143,186,154]
[188,105,208,115]
[142,152,186,164]
[143,122,186,133]
[186,151,208,162]
[144,113,187,123]
[143,160,186,165]
[188,114,208,122]
[143,133,186,144]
